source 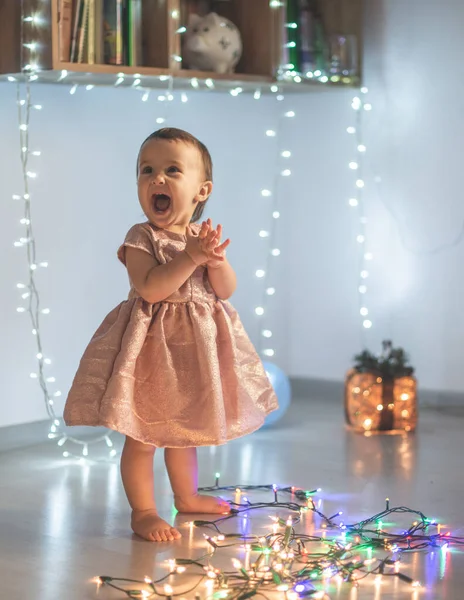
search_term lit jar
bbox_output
[344,370,417,434]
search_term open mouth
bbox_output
[152,193,171,214]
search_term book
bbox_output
[297,0,315,74]
[70,0,83,62]
[129,0,142,66]
[58,0,73,61]
[77,0,90,63]
[88,0,95,63]
[103,0,124,65]
[94,0,105,63]
[286,0,301,73]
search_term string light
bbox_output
[92,479,460,599]
[10,3,115,461]
[347,88,373,333]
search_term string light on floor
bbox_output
[10,3,115,460]
[347,87,373,333]
[91,479,464,599]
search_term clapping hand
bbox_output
[198,219,231,269]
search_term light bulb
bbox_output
[115,77,124,86]
[40,262,48,267]
[365,252,373,260]
[349,198,358,207]
[262,330,272,338]
[41,308,50,314]
[70,84,78,94]
[30,373,38,378]
[319,75,328,83]
[270,84,279,92]
[273,211,280,219]
[282,169,292,177]
[27,171,37,178]
[181,93,188,103]
[261,189,272,197]
[363,319,372,329]
[285,111,295,118]
[58,437,66,446]
[360,307,368,316]
[349,162,358,170]
[110,449,117,457]
[20,124,28,131]
[360,270,368,278]
[17,307,26,313]
[141,92,149,102]
[105,437,113,447]
[364,103,372,111]
[357,235,365,243]
[17,283,26,289]
[205,78,214,89]
[264,349,275,357]
[256,269,265,278]
[281,150,291,158]
[37,353,43,359]
[255,307,264,316]
[254,90,261,100]
[266,287,276,295]
[358,144,367,152]
[361,87,368,94]
[347,126,356,134]
[44,358,52,365]
[8,76,16,82]
[190,78,199,88]
[271,249,281,256]
[85,85,94,91]
[30,263,37,270]
[46,377,56,383]
[294,75,302,83]
[156,118,165,124]
[356,179,365,188]
[276,94,285,101]
[83,445,88,457]
[58,69,68,80]
[259,230,270,238]
[54,391,62,397]
[352,96,361,110]
[266,130,276,137]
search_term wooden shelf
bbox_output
[0,0,363,94]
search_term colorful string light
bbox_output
[92,479,461,599]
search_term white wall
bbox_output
[2,0,464,427]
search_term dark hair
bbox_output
[137,127,213,222]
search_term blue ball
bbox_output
[261,361,292,428]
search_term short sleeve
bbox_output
[117,223,155,266]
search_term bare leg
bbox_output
[120,436,181,542]
[165,447,230,514]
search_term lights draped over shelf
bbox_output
[10,2,116,460]
[92,478,463,599]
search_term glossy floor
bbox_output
[1,399,463,600]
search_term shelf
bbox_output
[0,66,359,95]
[0,0,363,94]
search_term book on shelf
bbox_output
[283,0,329,75]
[63,0,141,66]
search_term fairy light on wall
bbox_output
[347,87,373,334]
[10,4,116,460]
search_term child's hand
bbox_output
[199,219,230,269]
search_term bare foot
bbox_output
[131,509,182,542]
[174,494,231,514]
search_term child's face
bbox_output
[137,139,212,232]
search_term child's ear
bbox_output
[196,181,213,203]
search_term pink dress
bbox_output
[63,222,278,447]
